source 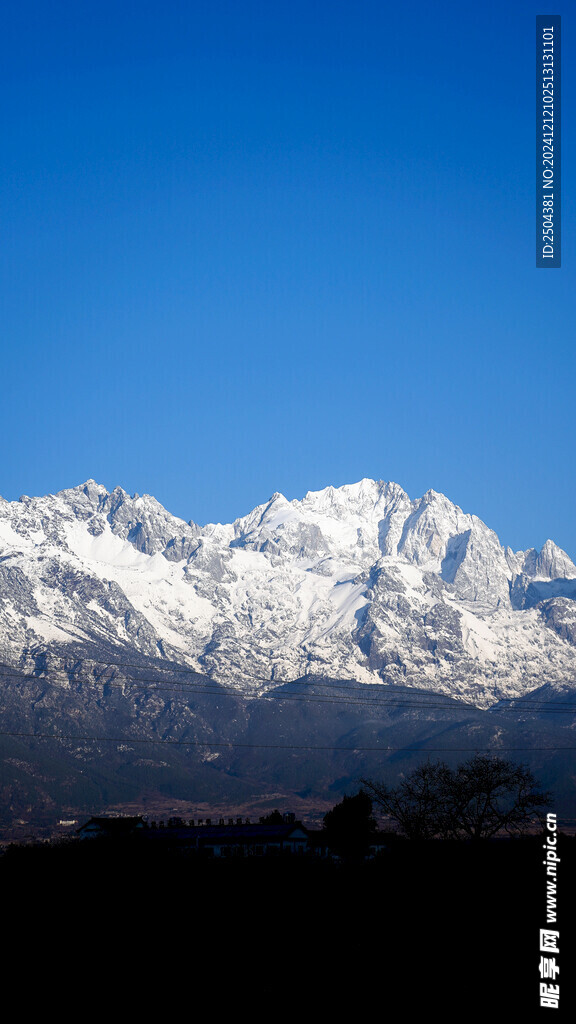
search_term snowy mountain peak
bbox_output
[537,539,576,579]
[0,478,575,707]
[300,477,405,513]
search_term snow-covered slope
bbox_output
[1,478,575,707]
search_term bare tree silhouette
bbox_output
[362,755,551,840]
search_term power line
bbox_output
[2,664,576,713]
[0,676,483,712]
[1,728,575,753]
[12,649,576,708]
[5,673,576,713]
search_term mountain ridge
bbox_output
[1,477,575,708]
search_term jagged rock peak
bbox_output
[536,539,576,579]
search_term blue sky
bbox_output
[1,1,574,558]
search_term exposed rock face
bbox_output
[0,478,575,708]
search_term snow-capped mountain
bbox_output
[1,478,575,708]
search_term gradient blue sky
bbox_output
[1,1,574,558]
